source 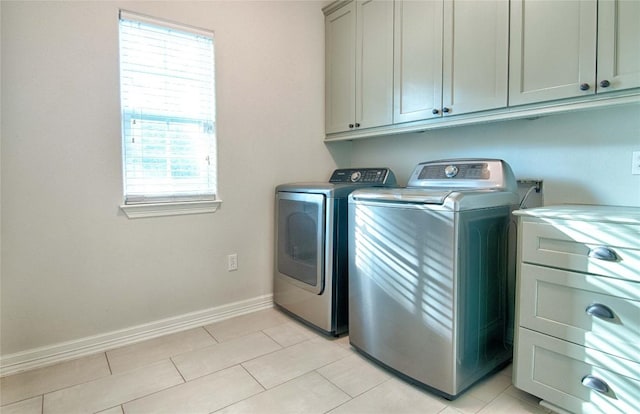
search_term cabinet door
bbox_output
[509,0,597,106]
[597,0,640,93]
[325,3,356,134]
[393,0,443,123]
[356,0,394,129]
[442,0,508,116]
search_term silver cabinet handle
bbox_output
[585,303,615,319]
[581,375,610,395]
[588,246,618,262]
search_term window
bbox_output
[118,11,218,217]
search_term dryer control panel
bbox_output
[329,168,396,185]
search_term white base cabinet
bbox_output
[513,205,640,414]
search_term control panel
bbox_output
[418,163,490,180]
[329,168,396,185]
[407,159,516,191]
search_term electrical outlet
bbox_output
[633,151,640,175]
[227,254,238,271]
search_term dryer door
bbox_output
[276,191,325,294]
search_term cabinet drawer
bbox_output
[514,328,640,414]
[520,221,640,282]
[519,263,640,360]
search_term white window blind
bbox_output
[119,11,217,205]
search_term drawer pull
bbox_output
[581,375,610,395]
[588,246,619,262]
[585,303,615,319]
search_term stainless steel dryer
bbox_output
[348,159,519,399]
[274,168,396,336]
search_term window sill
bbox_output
[120,200,222,219]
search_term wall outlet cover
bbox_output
[227,254,238,271]
[633,151,640,175]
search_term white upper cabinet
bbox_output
[325,2,356,134]
[597,0,640,93]
[356,0,394,129]
[393,0,509,123]
[442,0,509,116]
[324,0,640,140]
[509,0,597,105]
[393,0,443,123]
[510,0,640,106]
[325,0,393,134]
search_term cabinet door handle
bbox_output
[355,123,360,128]
[581,375,611,395]
[585,303,615,319]
[442,107,450,113]
[580,83,590,91]
[600,80,611,88]
[588,246,618,261]
[432,109,440,115]
[349,124,354,128]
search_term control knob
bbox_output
[350,171,362,182]
[444,165,458,178]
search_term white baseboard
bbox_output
[0,294,274,377]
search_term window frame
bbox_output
[117,10,221,218]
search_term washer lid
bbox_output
[350,188,452,204]
[350,188,519,210]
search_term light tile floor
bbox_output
[0,308,553,414]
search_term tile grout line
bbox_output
[202,325,221,343]
[170,332,287,384]
[238,363,267,393]
[50,360,184,414]
[499,386,549,412]
[111,360,188,412]
[169,357,188,383]
[259,322,298,345]
[0,358,114,410]
[200,323,341,399]
[232,335,358,397]
[106,327,221,375]
[472,373,516,406]
[104,351,114,375]
[92,403,123,414]
[208,362,304,413]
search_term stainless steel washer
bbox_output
[348,159,519,399]
[274,168,396,336]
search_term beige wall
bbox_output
[1,0,341,356]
